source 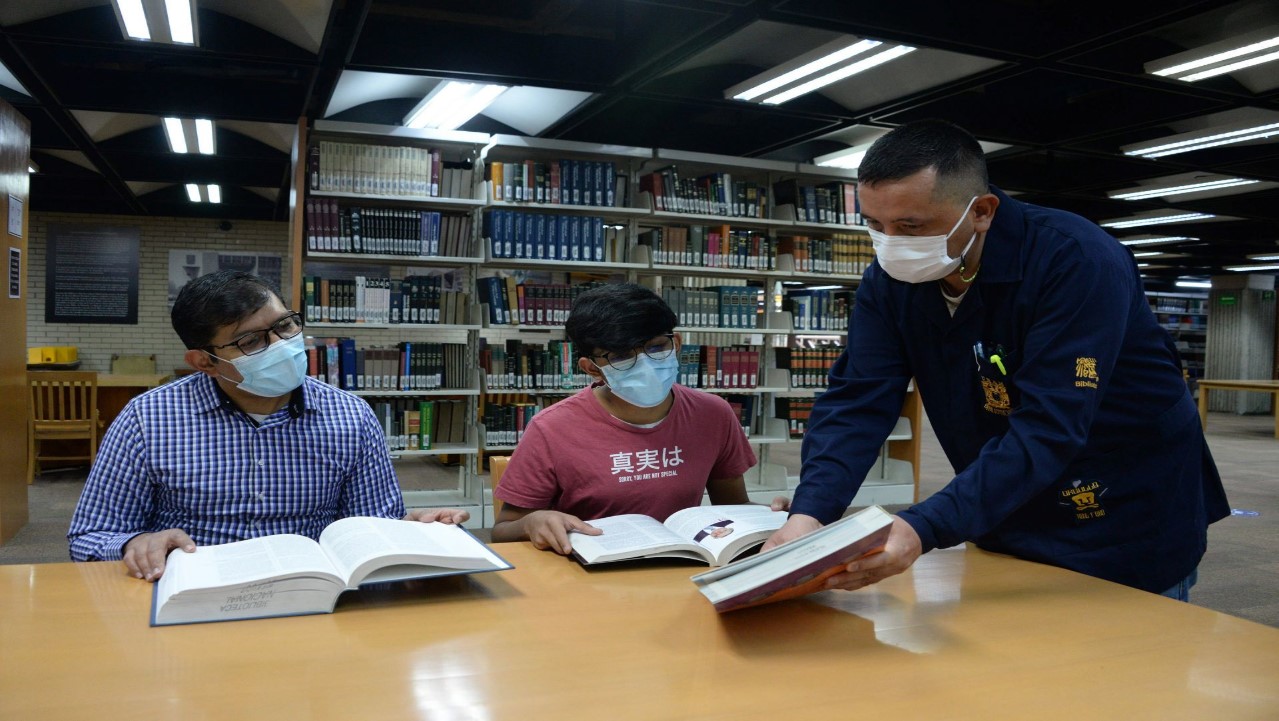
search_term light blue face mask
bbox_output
[599,352,679,408]
[215,333,308,397]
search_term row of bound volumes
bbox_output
[303,275,471,326]
[482,210,625,262]
[487,159,621,207]
[722,394,760,436]
[1148,296,1208,314]
[772,179,861,225]
[305,198,475,257]
[777,233,873,275]
[305,338,470,392]
[373,399,466,452]
[637,226,777,270]
[639,167,768,218]
[309,141,474,198]
[482,403,540,446]
[777,345,843,389]
[678,345,761,390]
[475,278,603,327]
[662,286,760,329]
[480,339,588,391]
[785,289,854,332]
[775,397,815,438]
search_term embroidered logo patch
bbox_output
[981,377,1011,416]
[1058,479,1108,521]
[1075,357,1099,389]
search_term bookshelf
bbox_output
[290,120,491,527]
[1147,291,1209,383]
[289,122,924,526]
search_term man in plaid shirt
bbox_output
[68,270,467,581]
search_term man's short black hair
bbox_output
[565,282,677,359]
[171,270,281,350]
[858,120,989,203]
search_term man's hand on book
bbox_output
[761,513,822,552]
[768,496,791,512]
[523,511,602,555]
[823,516,921,591]
[123,529,196,582]
[404,508,471,524]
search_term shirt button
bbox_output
[256,459,265,467]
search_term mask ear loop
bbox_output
[954,198,981,284]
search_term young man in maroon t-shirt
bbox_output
[492,283,788,554]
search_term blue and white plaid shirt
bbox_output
[68,374,405,561]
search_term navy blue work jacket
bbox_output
[790,187,1230,593]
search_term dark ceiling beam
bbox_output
[0,31,145,213]
[542,0,771,139]
[283,0,374,220]
[368,0,614,40]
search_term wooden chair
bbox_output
[28,371,100,484]
[110,354,156,374]
[488,455,511,527]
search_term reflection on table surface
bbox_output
[1,542,1277,720]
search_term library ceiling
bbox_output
[0,0,1277,281]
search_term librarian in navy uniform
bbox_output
[764,120,1230,599]
[68,270,468,581]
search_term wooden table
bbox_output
[1197,379,1279,439]
[2,544,1277,720]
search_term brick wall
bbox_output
[27,212,289,373]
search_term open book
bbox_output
[569,504,788,567]
[151,516,512,626]
[691,505,893,612]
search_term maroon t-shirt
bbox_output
[495,383,757,521]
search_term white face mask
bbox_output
[869,196,978,284]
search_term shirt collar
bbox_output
[191,372,308,420]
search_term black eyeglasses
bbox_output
[206,312,304,357]
[591,334,676,372]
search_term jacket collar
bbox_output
[908,185,1022,330]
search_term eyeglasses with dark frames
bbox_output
[591,334,676,372]
[206,312,304,357]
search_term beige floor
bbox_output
[5,411,1277,627]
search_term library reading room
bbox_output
[1,1,1278,719]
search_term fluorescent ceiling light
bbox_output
[1247,254,1279,261]
[1147,28,1279,82]
[1225,263,1279,272]
[804,285,847,291]
[1118,235,1196,247]
[185,183,221,203]
[27,164,35,173]
[765,46,915,105]
[112,0,197,45]
[163,117,187,153]
[164,0,195,44]
[1108,177,1259,200]
[164,117,215,155]
[1101,213,1215,229]
[733,39,882,102]
[195,119,214,154]
[1132,252,1162,258]
[404,81,508,130]
[1176,280,1212,288]
[115,0,150,40]
[725,36,915,106]
[1122,121,1279,159]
